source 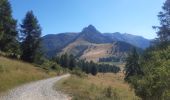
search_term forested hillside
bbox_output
[124,0,170,99]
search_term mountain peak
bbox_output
[87,24,96,29]
[82,25,99,33]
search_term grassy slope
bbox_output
[56,73,140,100]
[0,57,55,93]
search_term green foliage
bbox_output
[153,0,170,46]
[139,47,169,99]
[69,54,76,70]
[60,53,69,68]
[91,62,98,76]
[124,48,142,82]
[125,1,170,99]
[0,0,19,54]
[126,46,170,99]
[77,59,120,75]
[20,11,42,63]
[54,53,76,70]
[54,54,120,76]
[39,58,68,76]
[71,67,87,78]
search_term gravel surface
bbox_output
[0,74,70,100]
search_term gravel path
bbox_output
[0,74,70,100]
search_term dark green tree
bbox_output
[124,48,142,82]
[60,54,65,67]
[130,47,170,100]
[59,53,69,68]
[20,11,42,63]
[153,0,170,46]
[125,1,170,99]
[91,64,98,76]
[69,54,76,70]
[85,62,91,74]
[0,0,19,53]
[64,53,69,68]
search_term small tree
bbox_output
[20,11,42,63]
[91,65,97,76]
[124,48,142,82]
[69,54,76,70]
[90,61,98,75]
[60,53,69,68]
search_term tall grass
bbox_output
[0,57,53,93]
[56,73,140,100]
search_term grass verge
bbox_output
[56,73,140,100]
[0,57,57,93]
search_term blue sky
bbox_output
[10,0,165,39]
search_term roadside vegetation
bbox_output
[124,0,170,99]
[0,56,61,93]
[0,0,66,94]
[56,71,139,100]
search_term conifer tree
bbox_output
[91,64,98,76]
[124,48,142,82]
[20,11,42,63]
[154,0,170,46]
[69,54,76,70]
[0,0,19,53]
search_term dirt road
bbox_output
[0,74,70,100]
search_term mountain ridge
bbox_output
[103,32,150,49]
[42,25,149,61]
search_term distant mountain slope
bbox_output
[60,38,142,61]
[42,33,78,57]
[104,32,150,49]
[57,25,143,61]
[42,25,148,60]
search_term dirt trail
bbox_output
[0,74,70,100]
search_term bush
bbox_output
[127,46,170,99]
[71,67,87,78]
[105,86,113,98]
[104,86,119,99]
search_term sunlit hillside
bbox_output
[0,57,54,93]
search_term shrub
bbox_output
[71,67,87,78]
[105,86,113,98]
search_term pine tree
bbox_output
[63,53,69,68]
[154,0,170,46]
[85,62,91,74]
[124,48,142,82]
[0,0,19,53]
[20,11,42,63]
[89,61,97,75]
[69,54,76,70]
[91,64,98,76]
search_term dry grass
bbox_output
[87,73,138,99]
[0,57,54,93]
[61,39,115,62]
[56,73,140,100]
[81,43,113,62]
